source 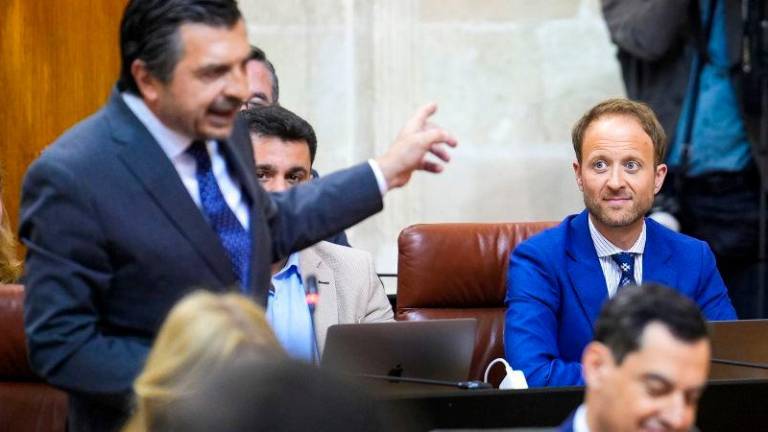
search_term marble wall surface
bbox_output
[240,0,626,280]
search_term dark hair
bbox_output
[249,46,280,104]
[594,283,709,364]
[571,98,666,165]
[241,106,317,163]
[118,0,242,94]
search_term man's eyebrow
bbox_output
[255,164,275,171]
[195,63,230,75]
[285,167,309,175]
[640,372,674,388]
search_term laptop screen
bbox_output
[321,318,477,383]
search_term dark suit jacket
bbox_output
[504,210,737,388]
[601,0,758,146]
[19,90,383,430]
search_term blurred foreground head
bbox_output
[123,291,284,431]
[582,283,710,432]
[167,358,390,432]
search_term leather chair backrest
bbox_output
[0,284,68,432]
[0,284,36,379]
[396,222,556,384]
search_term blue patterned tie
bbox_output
[611,252,636,292]
[187,141,251,291]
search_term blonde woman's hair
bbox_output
[0,168,21,283]
[123,291,284,432]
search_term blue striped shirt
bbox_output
[588,217,646,298]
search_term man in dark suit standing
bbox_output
[560,284,710,432]
[18,1,456,431]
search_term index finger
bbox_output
[404,102,438,133]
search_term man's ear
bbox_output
[131,59,160,102]
[653,163,668,194]
[573,160,583,191]
[582,341,614,389]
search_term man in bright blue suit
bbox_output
[505,98,736,388]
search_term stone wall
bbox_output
[240,0,626,281]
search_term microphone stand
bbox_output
[351,373,492,390]
[711,357,768,370]
[305,275,321,364]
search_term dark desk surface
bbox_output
[362,320,768,430]
[372,379,768,431]
[710,319,768,380]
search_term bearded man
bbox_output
[504,98,735,388]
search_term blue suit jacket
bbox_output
[19,90,383,430]
[504,210,737,387]
[559,411,575,432]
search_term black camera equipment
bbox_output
[743,0,768,316]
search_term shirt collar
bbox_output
[273,252,301,280]
[588,215,646,258]
[121,92,193,160]
[573,404,590,432]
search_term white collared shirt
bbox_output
[587,216,646,298]
[573,404,590,432]
[121,92,249,229]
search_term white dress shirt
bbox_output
[121,92,249,229]
[587,216,646,298]
[573,404,590,432]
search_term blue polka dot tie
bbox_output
[187,141,251,291]
[611,252,636,292]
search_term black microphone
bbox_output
[304,275,321,364]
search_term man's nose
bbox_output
[660,394,693,431]
[606,165,624,190]
[270,178,289,193]
[225,64,250,103]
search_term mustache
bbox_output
[209,96,242,113]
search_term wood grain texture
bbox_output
[0,0,126,243]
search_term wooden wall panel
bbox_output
[0,0,126,243]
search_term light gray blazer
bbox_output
[298,241,394,353]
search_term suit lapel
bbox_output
[566,211,608,329]
[106,91,236,286]
[641,219,675,286]
[299,247,337,354]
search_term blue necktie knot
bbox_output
[611,252,636,291]
[187,140,212,171]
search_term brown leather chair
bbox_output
[396,222,556,385]
[0,284,68,432]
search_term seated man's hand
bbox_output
[375,103,458,190]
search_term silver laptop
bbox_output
[321,318,477,383]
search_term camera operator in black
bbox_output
[601,0,767,318]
